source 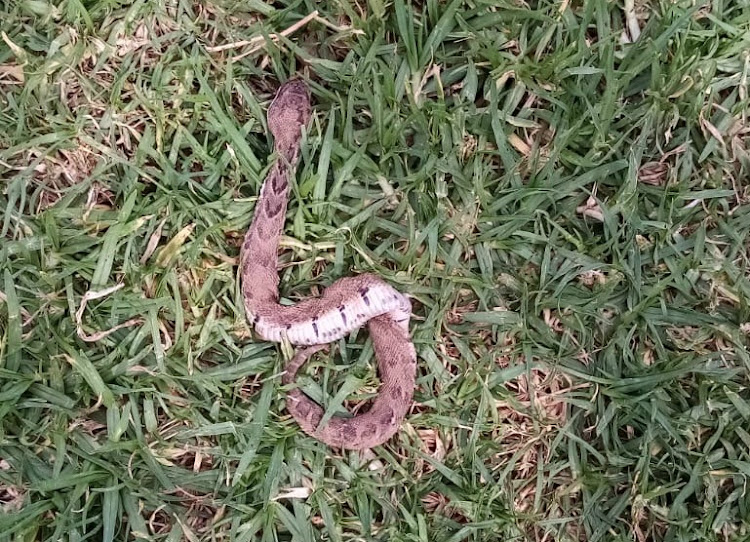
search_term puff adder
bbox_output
[240,78,417,450]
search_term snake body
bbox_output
[240,79,417,450]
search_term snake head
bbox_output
[268,78,312,155]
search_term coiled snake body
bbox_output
[240,79,417,450]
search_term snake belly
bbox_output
[240,78,417,450]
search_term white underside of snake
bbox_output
[239,79,417,450]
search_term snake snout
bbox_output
[268,79,312,145]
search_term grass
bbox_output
[1,0,750,540]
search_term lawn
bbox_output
[1,0,750,540]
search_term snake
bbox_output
[239,78,417,450]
